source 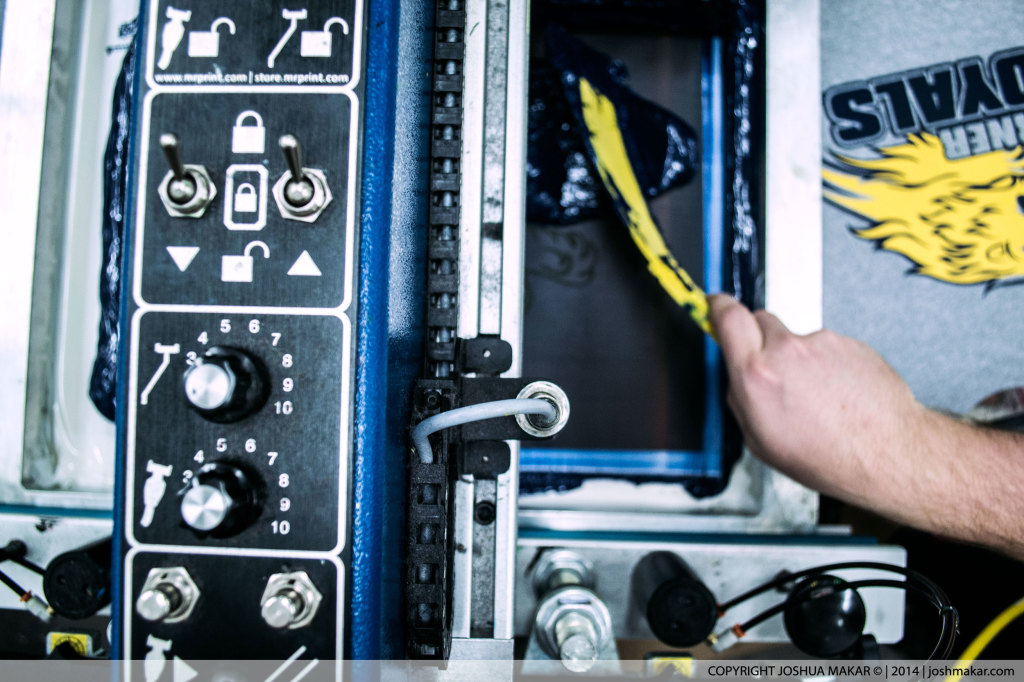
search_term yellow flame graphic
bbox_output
[824,132,1024,285]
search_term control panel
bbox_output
[119,0,363,668]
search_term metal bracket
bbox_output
[456,336,513,375]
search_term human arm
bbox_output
[707,293,1024,561]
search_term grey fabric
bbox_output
[821,0,1024,413]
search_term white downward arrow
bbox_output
[166,246,200,272]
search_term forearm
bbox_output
[708,294,1024,562]
[825,409,1024,560]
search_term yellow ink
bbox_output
[578,77,711,334]
[824,132,1024,285]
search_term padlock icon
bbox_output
[187,17,236,58]
[221,240,270,283]
[232,110,265,154]
[300,17,349,58]
[233,183,258,213]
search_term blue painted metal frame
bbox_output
[350,0,401,661]
[110,2,148,660]
[519,36,728,482]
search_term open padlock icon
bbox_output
[232,110,265,154]
[299,17,349,58]
[221,240,269,283]
[187,17,236,58]
[233,183,258,213]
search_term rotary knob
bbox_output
[180,462,261,537]
[183,346,269,423]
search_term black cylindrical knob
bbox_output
[783,575,866,657]
[183,346,270,423]
[631,551,717,648]
[180,462,262,537]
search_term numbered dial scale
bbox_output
[128,312,350,551]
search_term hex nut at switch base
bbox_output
[157,165,216,218]
[135,567,200,624]
[272,169,332,222]
[260,571,322,629]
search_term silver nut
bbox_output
[532,549,594,596]
[157,165,216,218]
[516,381,570,438]
[533,585,613,668]
[272,169,332,223]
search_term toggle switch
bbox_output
[157,133,217,218]
[272,134,332,222]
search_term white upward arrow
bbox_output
[287,250,322,277]
[166,246,200,272]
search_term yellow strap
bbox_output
[578,77,711,335]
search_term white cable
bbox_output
[412,398,558,464]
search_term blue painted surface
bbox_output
[700,36,726,475]
[0,504,113,520]
[349,0,400,660]
[520,449,717,477]
[110,4,147,660]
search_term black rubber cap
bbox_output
[783,575,866,657]
[646,579,718,648]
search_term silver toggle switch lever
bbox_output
[157,133,216,218]
[159,134,193,202]
[279,134,313,206]
[272,134,332,222]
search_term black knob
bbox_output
[631,551,717,648]
[180,462,262,537]
[183,346,269,423]
[783,575,866,657]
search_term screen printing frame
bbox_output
[517,0,823,534]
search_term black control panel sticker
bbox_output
[129,312,348,552]
[127,552,340,664]
[147,0,359,88]
[138,91,354,308]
